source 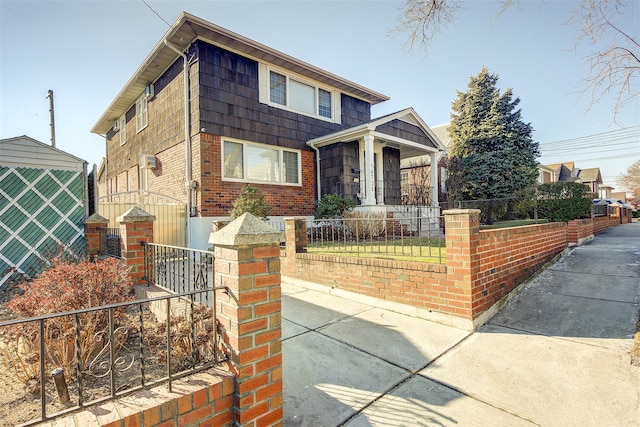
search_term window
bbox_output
[118,115,126,146]
[269,71,286,105]
[136,95,148,132]
[400,171,409,186]
[222,139,301,185]
[262,66,339,122]
[318,89,332,118]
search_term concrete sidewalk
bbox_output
[281,222,640,426]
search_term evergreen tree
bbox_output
[448,67,539,223]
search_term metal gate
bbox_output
[98,190,187,247]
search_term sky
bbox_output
[1,0,639,192]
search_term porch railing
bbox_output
[0,288,228,426]
[306,215,445,263]
[142,242,215,305]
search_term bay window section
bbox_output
[222,139,301,185]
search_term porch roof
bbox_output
[306,108,445,159]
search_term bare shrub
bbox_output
[0,257,133,385]
[343,211,387,240]
[143,304,219,372]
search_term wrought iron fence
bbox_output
[307,215,445,263]
[142,242,215,305]
[0,288,228,426]
[98,227,122,258]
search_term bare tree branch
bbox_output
[395,0,639,122]
[394,0,463,52]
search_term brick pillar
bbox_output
[117,206,155,285]
[284,217,307,255]
[210,213,284,427]
[84,213,108,258]
[443,209,481,320]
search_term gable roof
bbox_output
[92,12,389,135]
[0,135,86,171]
[544,162,579,182]
[307,108,445,158]
[578,167,602,184]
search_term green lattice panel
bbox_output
[1,167,85,286]
[34,173,59,200]
[1,205,28,230]
[18,222,45,248]
[17,189,45,215]
[1,173,27,200]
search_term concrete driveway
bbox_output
[281,222,640,426]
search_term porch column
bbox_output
[363,134,376,206]
[430,152,439,206]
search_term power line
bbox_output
[140,0,172,28]
[539,126,640,147]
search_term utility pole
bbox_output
[46,89,56,148]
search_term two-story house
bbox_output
[92,12,444,249]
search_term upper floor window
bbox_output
[136,95,148,132]
[118,115,127,146]
[260,64,341,124]
[223,139,301,185]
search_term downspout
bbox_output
[307,141,322,201]
[164,40,192,247]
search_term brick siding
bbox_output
[197,134,316,217]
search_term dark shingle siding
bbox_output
[196,41,371,151]
[376,120,435,149]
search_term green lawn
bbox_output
[306,237,446,263]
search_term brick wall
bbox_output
[197,134,316,217]
[567,218,594,246]
[283,214,569,328]
[51,371,235,427]
[282,252,448,312]
[472,222,567,315]
[594,215,621,233]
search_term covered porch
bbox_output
[307,108,445,212]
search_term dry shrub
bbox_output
[144,304,219,372]
[0,257,133,386]
[343,211,387,240]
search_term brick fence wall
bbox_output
[473,222,567,317]
[283,210,573,329]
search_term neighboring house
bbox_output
[544,162,579,183]
[399,123,451,205]
[599,185,614,199]
[0,136,88,287]
[91,12,444,249]
[543,162,602,194]
[577,168,602,194]
[538,164,557,184]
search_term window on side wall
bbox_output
[263,67,338,123]
[118,115,127,146]
[222,139,301,185]
[136,95,148,132]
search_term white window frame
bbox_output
[258,63,341,124]
[118,115,127,146]
[136,95,148,132]
[221,138,302,186]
